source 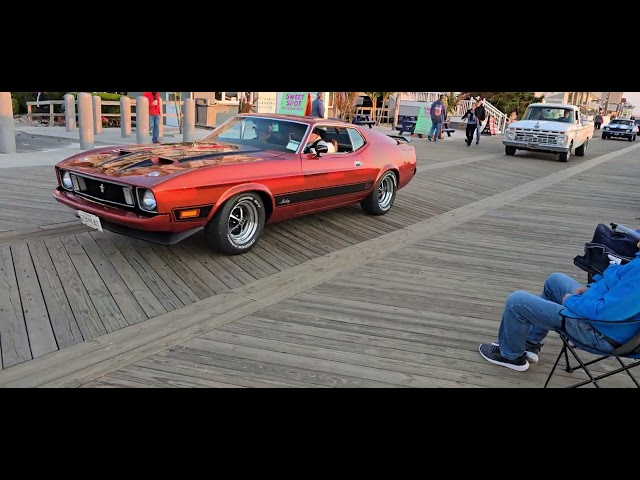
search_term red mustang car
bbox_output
[53,113,417,255]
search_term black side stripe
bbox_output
[274,182,371,206]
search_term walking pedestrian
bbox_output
[461,104,479,147]
[474,98,487,144]
[594,112,603,130]
[428,94,447,142]
[143,91,161,143]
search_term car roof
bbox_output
[528,103,577,110]
[240,112,353,128]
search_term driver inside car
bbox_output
[306,127,337,153]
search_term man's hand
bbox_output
[573,286,589,295]
[562,293,572,304]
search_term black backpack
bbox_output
[574,223,639,278]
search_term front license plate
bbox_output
[78,210,103,232]
[613,133,620,136]
[527,142,536,148]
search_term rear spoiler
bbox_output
[388,134,411,144]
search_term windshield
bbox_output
[201,116,310,153]
[523,106,575,122]
[610,119,633,126]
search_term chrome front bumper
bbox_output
[502,140,570,153]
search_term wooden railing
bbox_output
[26,98,183,126]
[455,98,509,134]
[354,106,391,124]
[26,100,65,125]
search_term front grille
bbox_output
[512,128,561,144]
[514,133,557,144]
[71,174,135,208]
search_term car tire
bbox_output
[602,134,608,139]
[558,144,572,162]
[505,146,516,156]
[575,139,587,157]
[205,192,265,255]
[361,170,397,215]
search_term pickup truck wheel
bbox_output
[361,170,397,215]
[575,139,588,157]
[205,192,265,255]
[629,136,634,142]
[602,134,608,139]
[558,145,572,162]
[505,146,516,156]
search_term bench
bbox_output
[396,120,455,138]
[352,115,376,129]
[396,120,416,135]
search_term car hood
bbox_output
[56,141,286,183]
[508,120,569,132]
[605,123,633,129]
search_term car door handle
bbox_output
[354,161,363,167]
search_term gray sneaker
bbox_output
[479,343,529,372]
[491,341,542,364]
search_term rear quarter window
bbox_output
[347,128,366,152]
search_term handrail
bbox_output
[25,98,183,126]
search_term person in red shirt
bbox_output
[143,92,161,143]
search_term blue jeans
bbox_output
[476,123,482,142]
[150,114,160,142]
[428,121,442,140]
[497,273,615,360]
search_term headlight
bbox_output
[61,170,73,190]
[506,130,515,139]
[604,127,610,131]
[138,189,157,211]
[556,135,567,145]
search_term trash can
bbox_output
[196,98,217,127]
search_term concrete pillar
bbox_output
[77,92,94,150]
[321,92,329,119]
[0,92,17,154]
[136,95,150,144]
[64,94,76,131]
[158,97,164,141]
[92,95,102,135]
[182,98,195,142]
[120,96,131,138]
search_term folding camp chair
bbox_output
[544,316,640,388]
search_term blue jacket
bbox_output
[311,98,324,118]
[562,251,640,344]
[430,99,447,123]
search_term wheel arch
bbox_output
[374,165,400,187]
[210,183,275,222]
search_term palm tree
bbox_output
[364,92,379,122]
[379,92,395,125]
[333,92,360,122]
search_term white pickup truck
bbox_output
[503,103,592,162]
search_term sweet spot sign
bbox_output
[277,92,309,115]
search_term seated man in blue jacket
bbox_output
[479,232,640,371]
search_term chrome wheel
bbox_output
[228,197,260,246]
[377,172,397,211]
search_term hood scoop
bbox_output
[119,156,177,171]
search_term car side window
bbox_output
[347,128,366,152]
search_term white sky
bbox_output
[622,92,640,115]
